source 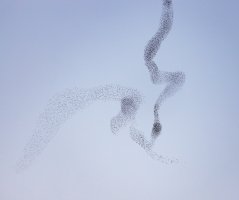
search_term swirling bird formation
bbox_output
[16,0,185,172]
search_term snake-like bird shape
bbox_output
[144,0,185,138]
[128,0,185,160]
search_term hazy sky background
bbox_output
[1,0,239,199]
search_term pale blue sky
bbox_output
[0,0,239,199]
